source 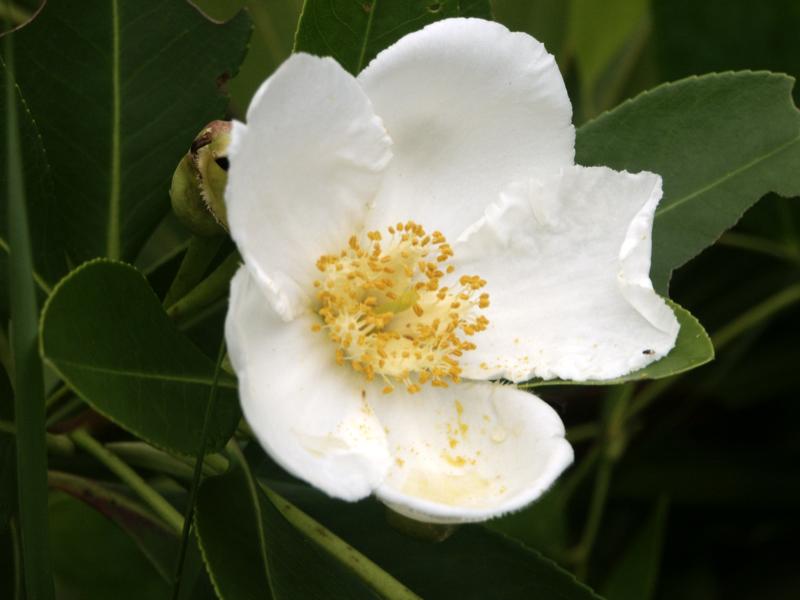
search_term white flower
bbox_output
[224,18,679,524]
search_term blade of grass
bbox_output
[171,338,226,599]
[5,28,55,599]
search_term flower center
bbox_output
[312,221,489,394]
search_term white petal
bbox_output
[371,383,572,524]
[358,18,574,240]
[225,268,392,501]
[456,165,680,382]
[227,54,393,320]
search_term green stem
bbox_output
[712,283,800,349]
[6,30,55,598]
[44,396,83,428]
[628,283,800,419]
[167,251,239,323]
[48,470,172,531]
[227,441,422,600]
[171,339,226,599]
[44,383,70,409]
[69,428,184,534]
[106,442,228,480]
[566,422,599,444]
[573,458,613,580]
[163,235,224,309]
[717,232,800,264]
[0,419,74,456]
[263,484,422,600]
[570,386,632,577]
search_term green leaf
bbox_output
[4,31,55,599]
[601,497,669,600]
[195,464,404,600]
[576,71,800,293]
[0,364,14,534]
[570,0,650,118]
[48,471,177,584]
[491,0,570,67]
[40,259,240,455]
[274,483,604,600]
[522,300,713,389]
[49,491,169,600]
[294,0,492,75]
[0,0,251,288]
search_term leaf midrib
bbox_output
[47,357,238,389]
[355,0,377,73]
[656,132,800,218]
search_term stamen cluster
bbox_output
[312,221,489,394]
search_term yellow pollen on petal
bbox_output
[313,222,490,393]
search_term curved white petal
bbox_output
[358,18,574,240]
[456,165,680,382]
[227,53,393,320]
[226,268,392,501]
[371,383,572,524]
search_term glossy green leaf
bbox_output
[294,0,492,75]
[0,0,251,289]
[4,31,54,599]
[522,300,713,389]
[40,259,240,455]
[49,470,216,599]
[601,498,669,600]
[195,465,398,600]
[576,71,800,293]
[193,0,304,113]
[274,483,604,600]
[49,491,169,600]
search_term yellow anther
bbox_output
[314,222,490,394]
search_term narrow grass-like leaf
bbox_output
[4,30,54,599]
[40,260,240,456]
[171,338,226,599]
[295,0,492,75]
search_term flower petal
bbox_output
[371,383,572,524]
[357,18,574,240]
[456,165,680,382]
[225,268,392,501]
[227,53,393,320]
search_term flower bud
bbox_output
[170,120,231,236]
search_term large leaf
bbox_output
[294,0,492,75]
[274,483,604,600]
[49,491,169,600]
[0,0,251,288]
[40,259,240,455]
[521,300,713,389]
[576,71,800,293]
[195,465,399,600]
